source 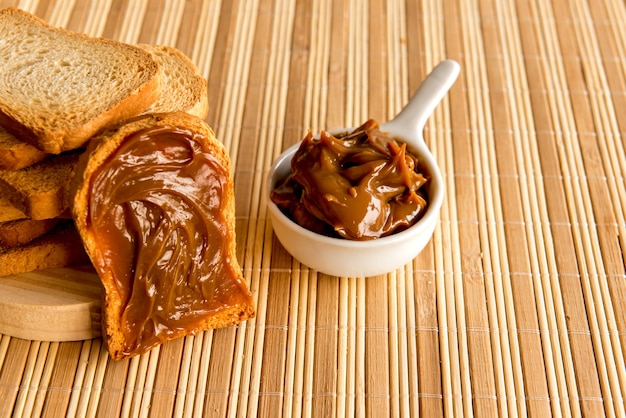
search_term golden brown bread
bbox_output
[0,41,210,170]
[0,125,48,170]
[139,44,209,119]
[71,113,254,360]
[0,218,60,247]
[0,196,27,223]
[0,9,209,167]
[0,151,80,220]
[0,8,161,154]
[0,219,89,277]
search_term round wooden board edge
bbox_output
[0,266,102,341]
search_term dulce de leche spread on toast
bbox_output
[271,119,428,240]
[87,125,252,357]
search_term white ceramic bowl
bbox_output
[266,60,459,277]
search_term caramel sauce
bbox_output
[271,120,428,240]
[88,126,248,356]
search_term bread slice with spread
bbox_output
[71,113,255,360]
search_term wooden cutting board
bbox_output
[0,266,102,341]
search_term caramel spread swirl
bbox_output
[271,119,428,240]
[89,126,246,355]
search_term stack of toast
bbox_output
[0,8,209,276]
[1,8,256,360]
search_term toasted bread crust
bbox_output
[0,151,81,220]
[0,8,161,154]
[0,219,89,277]
[0,126,49,170]
[0,196,27,223]
[0,218,60,247]
[139,44,209,119]
[71,113,254,360]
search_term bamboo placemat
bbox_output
[1,0,625,416]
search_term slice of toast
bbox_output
[0,125,48,170]
[139,44,209,119]
[0,8,161,154]
[72,113,255,360]
[0,218,60,247]
[0,151,80,220]
[0,40,205,169]
[0,42,208,170]
[0,219,89,277]
[0,41,209,170]
[0,196,27,223]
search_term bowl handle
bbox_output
[382,60,460,142]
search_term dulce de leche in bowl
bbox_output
[271,119,429,241]
[266,60,459,277]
